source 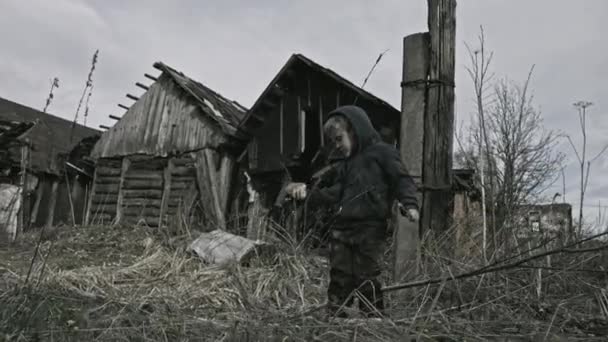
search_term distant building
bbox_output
[515,203,573,239]
[0,97,100,241]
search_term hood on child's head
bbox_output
[327,105,380,154]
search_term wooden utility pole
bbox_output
[393,32,429,281]
[422,0,456,238]
[393,0,456,278]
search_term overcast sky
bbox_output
[1,0,607,223]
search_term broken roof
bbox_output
[0,97,100,174]
[238,53,401,136]
[153,62,248,139]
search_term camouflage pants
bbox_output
[327,226,385,317]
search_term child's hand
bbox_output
[399,204,419,222]
[405,208,420,222]
[285,182,307,200]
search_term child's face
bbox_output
[328,125,355,158]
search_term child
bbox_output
[285,105,419,318]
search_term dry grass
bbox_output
[1,223,607,341]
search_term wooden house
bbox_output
[236,54,482,241]
[237,54,402,209]
[87,62,248,230]
[0,97,100,241]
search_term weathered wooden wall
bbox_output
[86,150,236,230]
[247,61,400,175]
[90,74,230,159]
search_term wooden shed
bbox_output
[237,54,402,207]
[87,62,248,230]
[0,97,100,241]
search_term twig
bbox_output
[43,77,59,113]
[23,225,49,287]
[381,232,608,293]
[35,240,54,288]
[353,49,389,104]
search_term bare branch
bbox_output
[566,135,582,163]
[590,143,608,163]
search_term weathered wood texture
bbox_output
[114,158,131,224]
[244,55,401,174]
[422,0,456,237]
[87,159,122,225]
[120,158,164,226]
[194,149,235,230]
[90,74,231,159]
[86,152,236,229]
[159,160,173,225]
[393,32,430,281]
[44,179,59,228]
[29,179,44,226]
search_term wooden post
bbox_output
[84,168,97,225]
[114,158,131,225]
[159,159,173,227]
[18,143,29,236]
[204,149,226,230]
[45,178,59,228]
[30,181,44,227]
[393,32,429,281]
[70,175,85,225]
[422,0,456,247]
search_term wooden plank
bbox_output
[280,98,284,154]
[171,166,195,177]
[170,183,195,191]
[92,196,118,205]
[94,186,120,195]
[122,189,163,199]
[172,158,195,167]
[423,0,456,240]
[144,73,158,81]
[393,32,430,281]
[297,96,302,154]
[18,144,28,235]
[95,177,121,184]
[85,167,97,225]
[96,166,122,176]
[159,159,173,225]
[123,208,162,218]
[29,182,44,226]
[45,179,59,228]
[336,90,340,107]
[122,199,162,208]
[124,173,163,181]
[89,213,114,225]
[196,149,225,230]
[135,82,149,91]
[123,179,163,189]
[126,94,139,101]
[170,176,196,184]
[92,204,118,215]
[319,96,324,146]
[115,158,131,224]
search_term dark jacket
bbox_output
[309,105,418,228]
